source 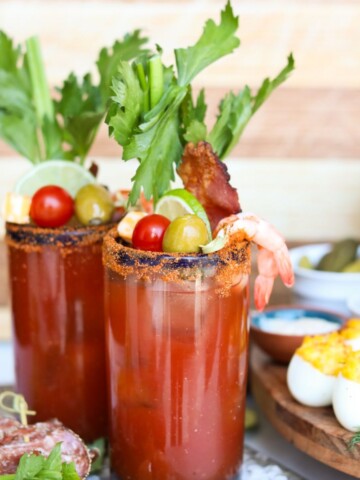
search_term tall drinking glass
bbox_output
[104,228,250,479]
[6,222,110,442]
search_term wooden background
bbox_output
[0,0,359,337]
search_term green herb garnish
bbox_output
[0,443,80,480]
[0,30,148,164]
[347,431,360,450]
[87,437,106,473]
[106,1,295,205]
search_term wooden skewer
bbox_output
[0,391,36,442]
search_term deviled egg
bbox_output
[333,350,360,431]
[287,332,349,407]
[341,318,360,351]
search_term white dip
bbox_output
[260,317,340,336]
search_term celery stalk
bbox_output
[149,55,163,109]
[26,36,54,125]
[136,62,149,112]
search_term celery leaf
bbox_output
[97,30,149,105]
[175,1,239,86]
[106,62,143,146]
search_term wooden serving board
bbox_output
[250,346,360,478]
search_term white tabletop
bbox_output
[0,341,356,480]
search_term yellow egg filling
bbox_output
[341,327,360,340]
[345,318,360,331]
[296,332,349,376]
[341,351,360,383]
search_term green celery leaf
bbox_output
[61,463,80,480]
[0,31,20,72]
[0,71,34,116]
[181,87,207,143]
[125,87,187,204]
[181,87,206,127]
[106,62,143,146]
[209,87,252,159]
[184,119,207,144]
[14,453,45,480]
[175,1,239,86]
[209,54,295,159]
[220,86,252,158]
[207,92,234,156]
[97,30,149,105]
[194,89,206,122]
[43,443,62,472]
[0,31,41,162]
[56,72,104,162]
[0,112,40,162]
[252,53,295,113]
[35,471,62,480]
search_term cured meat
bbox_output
[0,417,91,478]
[178,142,241,232]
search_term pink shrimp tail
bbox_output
[254,246,294,311]
[254,276,274,311]
[275,245,295,287]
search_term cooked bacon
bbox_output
[178,142,241,232]
[0,418,91,478]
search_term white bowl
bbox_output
[289,243,360,302]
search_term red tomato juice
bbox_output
[104,229,250,479]
[6,223,109,442]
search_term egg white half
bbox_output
[287,354,336,407]
[345,338,360,352]
[333,374,360,432]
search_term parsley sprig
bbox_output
[106,1,295,205]
[0,443,80,480]
[0,30,148,164]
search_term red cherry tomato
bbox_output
[30,185,74,228]
[132,214,170,252]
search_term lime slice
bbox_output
[155,188,211,237]
[200,234,227,254]
[14,160,96,197]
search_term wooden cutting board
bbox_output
[250,346,360,478]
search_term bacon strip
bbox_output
[178,142,241,232]
[0,417,91,478]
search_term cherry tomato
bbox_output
[132,214,170,252]
[30,185,74,228]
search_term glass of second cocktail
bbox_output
[104,2,294,477]
[1,30,147,441]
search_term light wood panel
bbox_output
[1,156,359,242]
[0,87,359,160]
[0,0,359,88]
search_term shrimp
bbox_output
[214,212,294,311]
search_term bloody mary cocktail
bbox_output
[104,229,250,479]
[6,222,110,442]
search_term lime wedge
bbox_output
[200,234,227,254]
[14,160,96,197]
[155,188,211,237]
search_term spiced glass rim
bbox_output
[103,227,251,283]
[6,221,113,247]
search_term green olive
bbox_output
[162,214,210,253]
[75,184,114,226]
